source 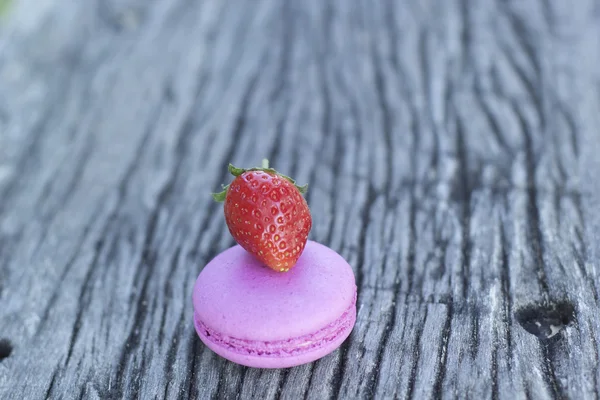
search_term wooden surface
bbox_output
[1,0,600,399]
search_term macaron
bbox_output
[192,240,357,368]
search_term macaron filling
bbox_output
[194,293,356,357]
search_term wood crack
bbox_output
[455,112,473,300]
[511,99,550,297]
[405,306,428,400]
[431,301,453,399]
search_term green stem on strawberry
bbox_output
[212,159,308,203]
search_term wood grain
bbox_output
[1,0,599,398]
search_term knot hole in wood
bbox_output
[514,301,575,340]
[0,338,12,361]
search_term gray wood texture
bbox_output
[1,0,600,398]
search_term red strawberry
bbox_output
[213,160,312,272]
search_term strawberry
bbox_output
[212,160,312,272]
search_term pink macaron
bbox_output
[192,240,357,368]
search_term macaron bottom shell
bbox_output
[194,298,356,368]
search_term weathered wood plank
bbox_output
[1,0,600,399]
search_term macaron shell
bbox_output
[192,240,357,367]
[193,241,356,342]
[194,304,356,368]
